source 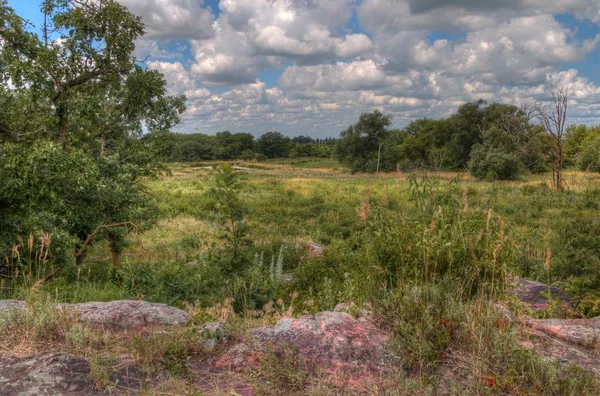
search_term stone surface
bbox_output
[510,277,572,311]
[522,328,600,378]
[511,278,600,378]
[199,321,226,351]
[0,300,190,331]
[0,300,26,316]
[64,300,190,330]
[526,316,600,349]
[216,311,397,383]
[333,302,371,319]
[0,353,98,396]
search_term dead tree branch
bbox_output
[74,222,139,261]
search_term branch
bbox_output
[30,267,62,291]
[52,67,105,102]
[74,221,138,260]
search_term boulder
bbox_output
[334,302,371,320]
[508,278,600,378]
[64,300,190,331]
[0,300,190,331]
[510,277,572,311]
[0,353,98,396]
[216,311,397,383]
[307,242,324,257]
[199,321,226,351]
[526,316,600,349]
[521,318,600,378]
[0,300,26,316]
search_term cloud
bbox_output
[118,0,215,40]
[147,61,194,95]
[187,0,373,85]
[133,0,600,135]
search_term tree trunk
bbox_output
[108,236,121,269]
[76,250,87,266]
[100,134,106,157]
[110,248,120,269]
[557,142,563,191]
[55,95,69,148]
[376,141,382,174]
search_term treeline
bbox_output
[168,131,336,162]
[334,100,600,180]
[170,100,600,181]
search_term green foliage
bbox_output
[469,145,523,180]
[210,165,252,273]
[0,0,186,277]
[167,131,334,162]
[565,124,600,167]
[397,102,547,173]
[118,258,223,306]
[578,136,600,172]
[334,110,393,173]
[256,131,293,158]
[0,142,97,267]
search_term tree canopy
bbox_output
[0,0,186,271]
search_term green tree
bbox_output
[578,136,600,172]
[210,164,252,273]
[216,131,255,159]
[334,110,393,173]
[0,0,186,271]
[256,131,292,158]
[564,125,600,167]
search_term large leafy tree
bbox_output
[335,110,393,173]
[256,131,292,158]
[0,0,186,273]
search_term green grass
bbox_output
[5,160,600,394]
[52,164,598,314]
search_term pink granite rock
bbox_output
[0,300,190,331]
[527,316,600,349]
[63,300,190,331]
[510,277,572,312]
[216,311,397,383]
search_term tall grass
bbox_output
[290,175,599,393]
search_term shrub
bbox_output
[469,145,523,180]
[578,137,600,172]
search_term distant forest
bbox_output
[169,100,600,181]
[168,131,337,162]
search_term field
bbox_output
[55,160,598,308]
[4,159,600,394]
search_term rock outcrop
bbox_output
[0,353,98,396]
[0,300,190,331]
[0,300,26,316]
[216,311,398,383]
[509,279,600,378]
[522,318,600,378]
[64,300,190,331]
[510,277,572,311]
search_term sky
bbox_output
[7,0,600,137]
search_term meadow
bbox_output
[55,160,599,309]
[4,159,600,394]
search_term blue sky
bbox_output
[6,0,600,136]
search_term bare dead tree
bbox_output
[520,100,537,123]
[535,88,568,191]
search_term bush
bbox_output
[117,259,225,306]
[578,137,600,172]
[469,146,523,180]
